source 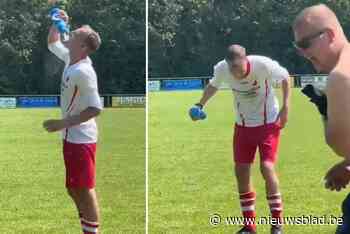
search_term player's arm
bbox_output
[189,63,223,121]
[48,10,68,44]
[198,62,225,106]
[277,77,290,128]
[43,107,101,132]
[267,60,291,105]
[47,10,69,62]
[281,77,290,108]
[189,84,217,121]
[323,71,350,191]
[197,84,218,107]
[43,70,102,132]
[48,25,60,44]
[324,72,350,159]
[266,59,291,127]
[63,107,101,127]
[61,73,103,127]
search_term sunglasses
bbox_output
[293,31,325,50]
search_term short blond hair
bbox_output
[80,25,101,53]
[225,44,246,62]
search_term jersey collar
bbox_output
[242,59,251,78]
[68,56,92,68]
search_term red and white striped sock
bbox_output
[81,218,99,234]
[267,193,283,226]
[239,191,256,231]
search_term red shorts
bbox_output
[233,123,281,164]
[63,140,97,188]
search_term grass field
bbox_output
[149,89,348,234]
[0,108,145,234]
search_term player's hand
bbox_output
[58,10,69,23]
[301,84,327,118]
[189,103,206,121]
[54,9,69,23]
[43,119,66,132]
[276,105,288,128]
[324,160,350,191]
[50,8,69,23]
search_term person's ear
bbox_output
[81,44,88,52]
[325,29,335,43]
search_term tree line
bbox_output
[0,0,145,95]
[149,0,350,77]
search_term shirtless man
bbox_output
[293,4,350,233]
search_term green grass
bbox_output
[149,89,347,234]
[0,108,145,234]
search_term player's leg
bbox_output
[336,193,350,234]
[235,163,253,193]
[67,188,84,218]
[260,161,282,226]
[258,123,282,234]
[233,125,258,234]
[235,164,256,233]
[260,161,280,197]
[64,141,84,218]
[64,141,100,234]
[73,188,100,234]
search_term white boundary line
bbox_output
[145,0,149,233]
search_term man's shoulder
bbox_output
[330,45,350,82]
[329,68,350,84]
[327,66,350,96]
[247,55,272,73]
[248,55,272,63]
[214,59,228,70]
[334,46,350,76]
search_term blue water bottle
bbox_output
[49,8,69,40]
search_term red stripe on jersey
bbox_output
[243,60,251,78]
[65,128,68,141]
[66,85,79,113]
[237,102,246,126]
[240,113,245,126]
[263,79,268,125]
[64,85,79,140]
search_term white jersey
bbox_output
[48,41,103,143]
[210,55,289,127]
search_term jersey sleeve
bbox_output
[264,58,289,83]
[48,41,70,64]
[74,68,103,110]
[209,62,226,88]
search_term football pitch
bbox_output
[0,108,145,234]
[149,89,348,234]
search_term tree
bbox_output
[0,0,145,94]
[149,0,350,77]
